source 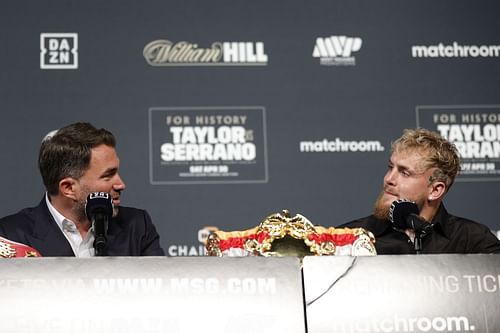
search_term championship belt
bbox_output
[0,236,42,258]
[206,210,376,257]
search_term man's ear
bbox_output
[428,181,446,202]
[58,177,78,200]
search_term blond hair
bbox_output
[392,128,460,191]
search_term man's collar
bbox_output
[45,193,83,233]
[372,204,450,238]
[429,203,450,239]
[367,215,393,237]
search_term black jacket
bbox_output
[0,198,165,257]
[340,204,500,254]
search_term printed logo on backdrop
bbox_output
[167,226,218,256]
[40,33,78,69]
[412,42,500,58]
[312,35,362,66]
[143,39,268,66]
[304,255,500,333]
[299,137,384,153]
[416,105,500,181]
[149,106,268,184]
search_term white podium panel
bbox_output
[0,257,306,333]
[303,254,500,333]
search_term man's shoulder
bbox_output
[0,199,53,247]
[339,215,376,228]
[438,210,500,253]
[445,213,495,234]
[338,215,392,237]
[109,206,164,256]
[112,206,154,231]
[115,206,148,220]
[0,204,44,229]
[116,205,142,213]
[438,206,491,232]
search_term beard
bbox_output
[112,205,119,218]
[373,190,391,220]
[74,196,89,223]
[372,190,426,220]
[75,187,119,224]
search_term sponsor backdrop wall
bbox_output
[1,0,500,255]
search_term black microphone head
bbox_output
[85,192,113,220]
[389,199,419,230]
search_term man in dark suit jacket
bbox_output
[0,122,164,257]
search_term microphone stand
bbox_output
[414,233,423,255]
[408,214,433,255]
[94,236,107,256]
[93,211,108,256]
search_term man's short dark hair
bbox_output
[39,122,116,195]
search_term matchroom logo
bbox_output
[143,39,268,66]
[312,35,362,66]
[40,33,78,69]
[149,106,268,184]
[412,42,500,58]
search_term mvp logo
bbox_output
[313,36,362,58]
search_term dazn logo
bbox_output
[40,33,78,69]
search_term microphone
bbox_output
[389,199,419,231]
[389,199,433,254]
[85,192,113,256]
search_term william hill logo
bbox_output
[313,35,362,66]
[143,39,268,66]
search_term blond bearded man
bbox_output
[340,128,500,254]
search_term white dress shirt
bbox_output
[45,194,95,257]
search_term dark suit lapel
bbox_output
[105,214,124,246]
[26,198,75,257]
[102,208,128,256]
